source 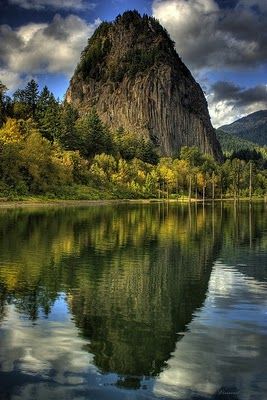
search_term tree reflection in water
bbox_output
[0,202,265,398]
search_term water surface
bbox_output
[0,203,266,399]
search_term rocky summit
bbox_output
[66,11,222,160]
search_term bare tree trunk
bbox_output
[249,203,252,249]
[212,171,215,201]
[237,170,240,201]
[188,175,192,203]
[249,161,252,202]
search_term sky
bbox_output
[0,0,266,127]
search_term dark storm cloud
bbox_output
[211,81,267,107]
[153,0,267,70]
[8,0,96,10]
[0,25,22,61]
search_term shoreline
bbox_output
[0,197,265,208]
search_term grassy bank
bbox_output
[0,186,266,209]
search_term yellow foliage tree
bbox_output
[0,118,23,144]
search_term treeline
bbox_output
[216,129,267,159]
[0,80,266,200]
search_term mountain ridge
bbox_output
[219,110,267,146]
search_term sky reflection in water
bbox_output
[0,203,266,399]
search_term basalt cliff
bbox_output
[66,11,223,160]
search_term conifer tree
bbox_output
[0,81,7,127]
[76,109,113,158]
[24,79,39,118]
[137,139,159,165]
[36,87,61,141]
[59,103,80,150]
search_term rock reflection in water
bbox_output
[0,202,265,399]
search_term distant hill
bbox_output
[216,129,267,160]
[219,110,267,146]
[216,130,259,153]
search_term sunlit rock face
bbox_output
[66,11,223,161]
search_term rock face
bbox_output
[66,11,223,160]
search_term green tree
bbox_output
[0,81,7,127]
[13,80,39,120]
[136,138,159,165]
[180,147,204,200]
[36,87,61,141]
[228,158,245,200]
[180,146,203,167]
[24,79,39,118]
[59,103,80,150]
[0,119,25,192]
[13,89,29,119]
[200,156,217,200]
[76,109,113,158]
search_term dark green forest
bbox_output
[216,129,267,156]
[0,79,266,200]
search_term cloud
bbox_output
[0,69,24,91]
[154,262,267,399]
[211,81,267,106]
[152,0,267,71]
[207,82,267,127]
[239,0,267,13]
[152,0,267,125]
[8,0,96,11]
[0,15,100,90]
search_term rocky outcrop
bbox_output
[66,11,223,160]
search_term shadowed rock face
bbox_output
[66,11,223,161]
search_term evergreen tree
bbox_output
[180,146,203,167]
[137,139,159,165]
[12,88,29,120]
[36,86,51,115]
[24,79,39,118]
[0,81,7,127]
[59,103,80,150]
[12,80,39,120]
[36,87,61,141]
[76,109,113,158]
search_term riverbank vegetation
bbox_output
[0,80,266,201]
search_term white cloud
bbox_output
[152,0,267,71]
[154,262,267,399]
[208,99,267,128]
[0,69,23,91]
[9,0,96,11]
[208,99,244,128]
[207,82,267,127]
[0,15,100,90]
[152,0,267,125]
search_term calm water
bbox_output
[0,203,266,400]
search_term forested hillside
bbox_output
[219,110,267,146]
[0,79,266,200]
[216,130,267,158]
